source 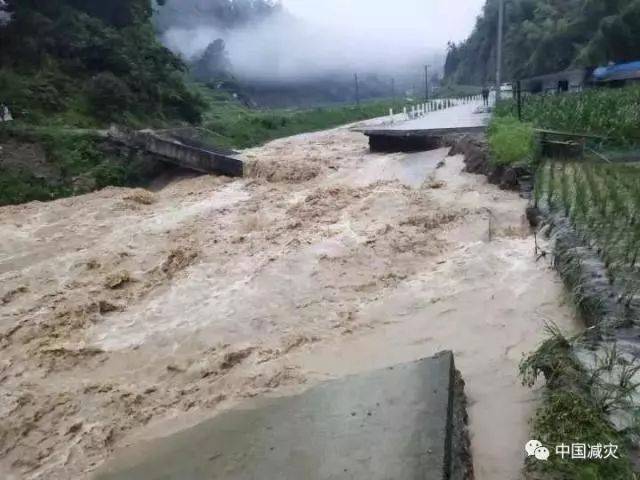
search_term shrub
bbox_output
[488,116,537,166]
[87,71,134,121]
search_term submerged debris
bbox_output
[124,189,156,205]
[104,270,132,289]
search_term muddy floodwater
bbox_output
[0,125,577,479]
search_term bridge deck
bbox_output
[141,132,244,177]
[110,130,245,177]
[358,100,491,152]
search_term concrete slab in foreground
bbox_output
[94,351,470,480]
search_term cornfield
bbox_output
[536,160,640,306]
[496,85,640,146]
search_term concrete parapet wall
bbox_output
[140,133,243,177]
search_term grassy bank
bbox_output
[488,116,537,166]
[197,86,403,149]
[521,326,635,479]
[0,126,166,206]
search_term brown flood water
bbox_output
[0,126,578,479]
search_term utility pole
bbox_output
[495,0,504,102]
[391,77,396,109]
[425,65,430,101]
[354,73,360,107]
[516,80,522,120]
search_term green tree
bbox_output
[0,0,204,124]
[445,0,640,84]
[87,71,134,120]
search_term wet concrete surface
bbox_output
[360,102,491,153]
[95,352,456,480]
[359,101,491,135]
[388,102,490,132]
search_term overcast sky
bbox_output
[284,0,486,48]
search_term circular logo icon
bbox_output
[534,446,550,461]
[525,439,542,457]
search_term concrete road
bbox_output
[391,101,491,132]
[95,352,460,480]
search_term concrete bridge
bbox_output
[357,98,492,152]
[110,129,244,177]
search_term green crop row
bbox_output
[536,160,640,306]
[496,85,640,146]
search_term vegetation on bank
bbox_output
[0,127,166,206]
[535,160,640,312]
[520,326,636,479]
[197,86,403,149]
[0,1,205,127]
[487,116,537,166]
[496,85,640,146]
[517,86,640,478]
[524,161,640,478]
[0,1,205,206]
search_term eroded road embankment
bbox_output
[0,126,576,479]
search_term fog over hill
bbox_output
[155,0,484,88]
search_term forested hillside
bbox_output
[0,0,204,126]
[0,0,208,205]
[0,0,404,206]
[154,0,280,32]
[445,0,640,84]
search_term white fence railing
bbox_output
[386,95,483,125]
